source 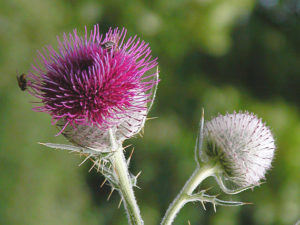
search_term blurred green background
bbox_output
[0,0,300,224]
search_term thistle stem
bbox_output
[160,162,218,225]
[110,146,143,225]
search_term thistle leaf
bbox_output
[215,174,259,195]
[194,108,205,166]
[187,191,250,210]
[39,142,113,156]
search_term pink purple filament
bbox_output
[27,25,158,135]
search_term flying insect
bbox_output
[17,73,27,91]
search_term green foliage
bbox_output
[0,0,299,224]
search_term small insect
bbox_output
[17,73,27,91]
[101,41,117,50]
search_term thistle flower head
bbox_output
[202,112,275,187]
[27,25,158,150]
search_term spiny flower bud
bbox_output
[27,25,158,150]
[202,112,275,187]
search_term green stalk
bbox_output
[108,129,143,225]
[160,162,219,225]
[111,147,143,225]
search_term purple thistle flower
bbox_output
[27,25,158,149]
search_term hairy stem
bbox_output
[160,162,218,225]
[108,129,143,225]
[111,148,143,225]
